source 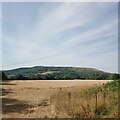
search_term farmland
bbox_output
[1,80,118,118]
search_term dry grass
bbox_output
[50,82,118,118]
[1,80,116,118]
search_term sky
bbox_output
[1,0,119,2]
[1,2,118,73]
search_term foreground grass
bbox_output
[51,80,119,118]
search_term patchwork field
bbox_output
[1,80,117,118]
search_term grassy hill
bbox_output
[4,66,102,75]
[3,66,119,80]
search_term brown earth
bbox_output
[1,80,112,118]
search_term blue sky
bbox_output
[2,2,118,73]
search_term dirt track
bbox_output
[1,80,112,118]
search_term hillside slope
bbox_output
[3,66,119,80]
[4,66,103,76]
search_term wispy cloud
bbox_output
[1,0,119,2]
[2,2,118,73]
[0,2,2,68]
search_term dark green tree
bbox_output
[2,71,7,80]
[14,74,26,80]
[111,73,120,80]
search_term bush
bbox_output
[95,105,108,116]
[2,71,8,80]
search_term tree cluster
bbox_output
[2,70,120,80]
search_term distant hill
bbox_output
[3,66,119,80]
[4,66,103,76]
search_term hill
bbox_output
[3,66,119,80]
[4,66,102,75]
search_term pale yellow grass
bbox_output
[2,80,112,118]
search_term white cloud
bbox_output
[0,2,2,69]
[1,0,119,2]
[2,2,118,73]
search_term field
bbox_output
[1,80,118,118]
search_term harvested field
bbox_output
[1,80,113,118]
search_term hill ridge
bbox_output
[4,65,119,80]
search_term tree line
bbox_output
[1,70,120,80]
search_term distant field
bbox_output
[1,80,116,118]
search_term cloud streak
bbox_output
[2,2,118,73]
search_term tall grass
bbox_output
[50,80,119,118]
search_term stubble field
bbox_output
[1,80,116,118]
